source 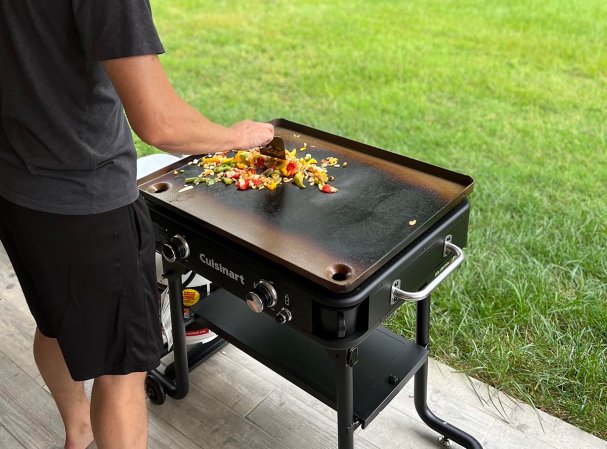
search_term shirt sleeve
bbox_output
[71,0,164,61]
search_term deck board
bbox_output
[0,351,65,449]
[1,242,606,449]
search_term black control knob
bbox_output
[161,235,190,263]
[246,280,277,313]
[275,308,292,324]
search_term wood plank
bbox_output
[246,388,381,449]
[393,361,607,449]
[506,401,607,449]
[0,243,43,386]
[425,360,607,449]
[149,382,287,449]
[0,292,40,384]
[0,245,31,313]
[188,349,275,417]
[0,423,27,449]
[217,345,380,448]
[220,344,337,420]
[421,359,520,422]
[390,377,561,449]
[0,351,65,449]
[357,406,447,449]
[147,414,206,449]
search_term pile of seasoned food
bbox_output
[175,147,345,194]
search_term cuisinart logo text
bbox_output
[199,254,245,285]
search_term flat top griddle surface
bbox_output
[138,119,473,292]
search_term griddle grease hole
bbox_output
[147,182,172,194]
[326,263,354,283]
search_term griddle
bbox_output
[140,119,482,449]
[138,118,473,293]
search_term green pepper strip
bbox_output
[293,172,306,189]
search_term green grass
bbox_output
[140,0,607,438]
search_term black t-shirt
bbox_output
[0,0,164,214]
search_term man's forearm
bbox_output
[146,99,240,155]
[102,55,271,155]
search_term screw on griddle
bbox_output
[388,375,399,385]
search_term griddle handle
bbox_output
[391,240,464,302]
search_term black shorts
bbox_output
[0,194,163,381]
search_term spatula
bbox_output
[260,136,286,160]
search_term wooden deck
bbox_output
[1,243,605,449]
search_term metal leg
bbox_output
[333,349,357,449]
[414,295,483,449]
[162,262,190,399]
[147,261,228,403]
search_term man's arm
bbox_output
[103,55,273,155]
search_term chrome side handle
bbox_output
[391,238,465,303]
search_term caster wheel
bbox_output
[145,374,166,405]
[438,436,452,447]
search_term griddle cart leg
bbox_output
[147,261,227,404]
[147,263,190,400]
[332,348,360,449]
[414,295,483,449]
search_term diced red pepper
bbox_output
[285,161,298,177]
[225,169,241,179]
[236,178,250,190]
[255,156,266,169]
[321,184,338,193]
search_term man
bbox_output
[0,1,273,448]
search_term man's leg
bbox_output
[33,328,94,449]
[90,372,148,449]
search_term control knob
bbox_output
[275,308,292,324]
[161,234,190,263]
[246,280,277,313]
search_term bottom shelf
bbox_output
[192,289,428,428]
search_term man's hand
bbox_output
[231,120,274,150]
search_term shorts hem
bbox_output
[69,359,162,382]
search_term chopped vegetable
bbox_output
[175,145,343,195]
[321,184,338,193]
[293,172,306,189]
[236,178,250,190]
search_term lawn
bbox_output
[139,0,607,439]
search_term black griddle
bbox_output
[141,119,482,449]
[138,118,473,293]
